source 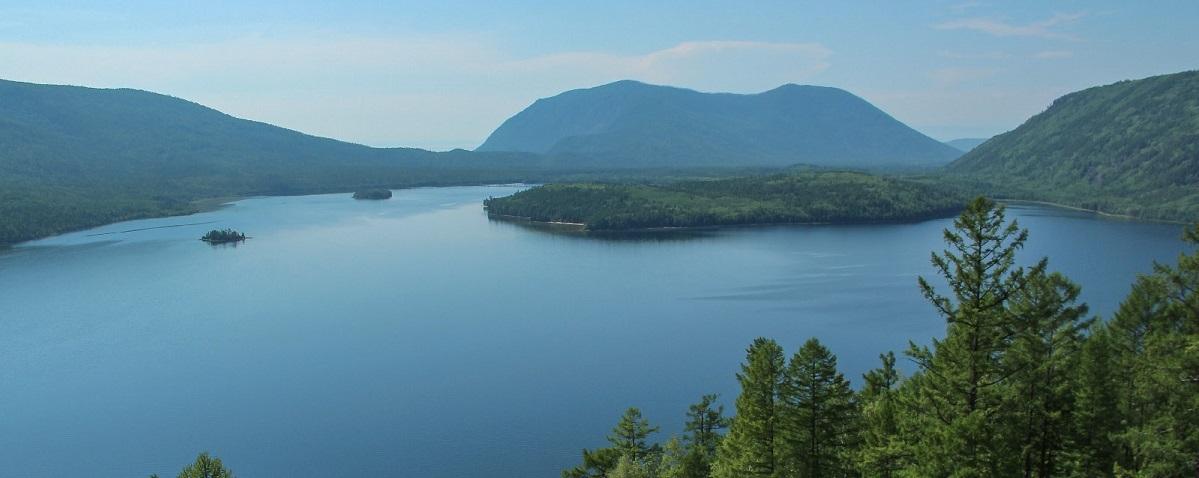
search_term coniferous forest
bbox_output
[484,171,967,230]
[563,197,1199,478]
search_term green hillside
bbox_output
[948,70,1199,220]
[0,79,553,244]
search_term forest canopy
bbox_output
[484,171,968,230]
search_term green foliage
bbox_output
[779,338,859,478]
[564,408,661,478]
[948,70,1199,222]
[904,197,1042,476]
[352,188,393,200]
[610,408,663,462]
[200,228,245,244]
[1100,225,1199,476]
[856,352,906,477]
[1004,270,1091,477]
[712,338,786,478]
[175,452,234,478]
[485,171,966,230]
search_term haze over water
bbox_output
[0,185,1187,477]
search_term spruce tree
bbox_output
[905,196,1042,477]
[564,408,659,478]
[609,407,662,462]
[857,352,906,477]
[1105,226,1199,476]
[682,393,728,477]
[779,338,858,478]
[1065,324,1119,477]
[176,452,234,478]
[712,338,786,478]
[1004,269,1090,477]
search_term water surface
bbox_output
[0,186,1188,477]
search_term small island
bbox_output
[484,171,967,231]
[200,228,246,244]
[353,188,393,200]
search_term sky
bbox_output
[0,1,1196,150]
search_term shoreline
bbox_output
[485,212,966,233]
[6,187,1186,248]
[995,198,1187,224]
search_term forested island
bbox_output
[353,188,393,200]
[563,198,1199,478]
[484,171,967,230]
[200,228,246,244]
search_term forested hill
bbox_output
[0,79,544,244]
[484,171,966,230]
[948,70,1199,221]
[477,80,962,170]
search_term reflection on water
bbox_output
[487,215,717,242]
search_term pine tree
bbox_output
[1004,269,1090,477]
[713,338,786,478]
[564,408,659,478]
[682,393,728,477]
[905,196,1042,477]
[176,452,234,478]
[1065,324,1119,477]
[609,407,661,462]
[857,352,906,477]
[1105,226,1199,476]
[779,338,858,478]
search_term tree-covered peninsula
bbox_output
[484,171,967,230]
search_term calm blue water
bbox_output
[0,186,1189,477]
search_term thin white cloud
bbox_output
[935,12,1086,40]
[1033,50,1073,60]
[0,37,831,149]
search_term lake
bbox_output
[0,185,1189,477]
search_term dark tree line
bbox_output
[484,171,967,231]
[566,197,1199,477]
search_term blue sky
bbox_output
[1,1,1196,150]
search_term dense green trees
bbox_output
[779,338,859,478]
[712,338,786,478]
[948,70,1199,222]
[200,228,246,244]
[484,171,967,231]
[567,197,1199,478]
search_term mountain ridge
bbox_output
[477,80,962,169]
[948,70,1199,220]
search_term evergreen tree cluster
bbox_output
[566,197,1199,477]
[484,171,967,231]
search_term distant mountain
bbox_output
[945,138,989,152]
[949,70,1199,221]
[477,80,962,169]
[0,79,542,244]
